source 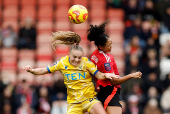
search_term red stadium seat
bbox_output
[36,45,53,61]
[1,59,17,70]
[55,6,69,21]
[72,21,88,31]
[72,0,88,7]
[36,21,53,34]
[20,6,36,21]
[38,6,53,21]
[90,8,105,19]
[38,0,53,6]
[110,44,125,58]
[107,8,124,20]
[36,60,53,68]
[73,30,88,43]
[36,33,52,45]
[18,49,35,60]
[1,47,18,58]
[2,6,18,20]
[20,0,36,6]
[55,45,69,54]
[54,21,71,31]
[107,20,125,33]
[55,0,70,6]
[54,53,68,61]
[17,59,35,72]
[3,0,18,6]
[90,0,106,9]
[109,33,124,44]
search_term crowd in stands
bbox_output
[0,0,170,114]
[107,0,170,114]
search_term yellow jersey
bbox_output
[47,55,99,103]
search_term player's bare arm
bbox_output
[110,71,142,86]
[23,65,49,75]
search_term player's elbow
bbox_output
[110,78,120,86]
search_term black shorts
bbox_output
[97,85,122,109]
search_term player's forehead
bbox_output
[70,49,83,56]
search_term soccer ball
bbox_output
[68,5,88,24]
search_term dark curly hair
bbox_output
[87,20,110,47]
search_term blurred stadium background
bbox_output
[0,0,170,114]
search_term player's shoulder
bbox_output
[82,57,91,62]
[60,55,69,61]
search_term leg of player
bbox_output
[89,102,107,114]
[107,106,122,114]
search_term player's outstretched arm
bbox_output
[95,72,119,80]
[23,65,49,75]
[110,71,142,86]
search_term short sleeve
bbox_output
[86,59,99,76]
[47,61,61,73]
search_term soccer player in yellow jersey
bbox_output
[23,31,119,114]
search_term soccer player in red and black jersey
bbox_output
[87,20,142,114]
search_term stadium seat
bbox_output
[38,0,53,6]
[37,6,53,21]
[90,0,106,9]
[54,53,68,62]
[1,58,17,71]
[20,6,36,21]
[20,0,36,6]
[36,21,53,34]
[1,47,18,58]
[36,45,53,61]
[55,6,69,21]
[90,8,105,19]
[1,48,17,70]
[73,30,88,43]
[110,44,125,58]
[2,6,18,20]
[36,33,52,45]
[55,0,70,6]
[3,0,18,6]
[55,45,69,54]
[18,49,35,60]
[107,8,124,20]
[54,21,71,31]
[109,33,124,44]
[107,20,125,33]
[36,60,53,68]
[72,21,88,31]
[72,0,88,7]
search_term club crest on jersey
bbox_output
[104,63,111,71]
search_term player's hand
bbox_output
[105,73,120,80]
[130,71,142,79]
[23,65,33,73]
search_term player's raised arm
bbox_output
[23,65,49,75]
[110,71,142,86]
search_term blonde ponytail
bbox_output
[51,31,81,50]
